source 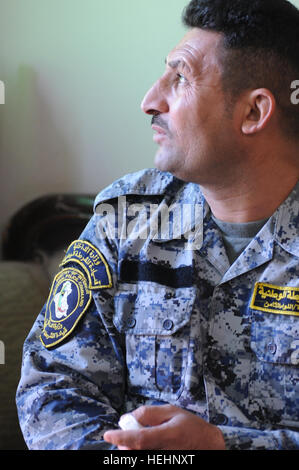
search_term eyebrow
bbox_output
[165,58,192,73]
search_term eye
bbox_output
[176,73,188,85]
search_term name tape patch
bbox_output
[40,267,92,348]
[60,240,113,290]
[251,282,299,316]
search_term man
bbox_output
[16,0,299,450]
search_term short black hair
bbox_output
[183,0,299,140]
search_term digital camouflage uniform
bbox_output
[16,169,299,450]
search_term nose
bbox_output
[141,79,169,116]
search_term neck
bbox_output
[200,155,299,223]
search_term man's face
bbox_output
[141,28,238,184]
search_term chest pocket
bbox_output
[113,282,196,401]
[249,312,299,427]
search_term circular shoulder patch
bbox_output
[60,240,113,290]
[40,267,92,349]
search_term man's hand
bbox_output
[103,404,226,450]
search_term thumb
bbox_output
[132,404,177,427]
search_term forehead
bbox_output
[167,28,223,71]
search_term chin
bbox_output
[154,148,180,175]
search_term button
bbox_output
[210,349,221,361]
[218,414,228,426]
[267,342,277,355]
[165,292,175,300]
[126,318,136,328]
[212,414,228,426]
[163,319,174,331]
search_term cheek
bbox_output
[169,86,222,149]
[170,97,200,141]
[175,108,205,148]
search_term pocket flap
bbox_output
[114,282,196,335]
[251,316,299,365]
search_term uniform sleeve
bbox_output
[219,426,299,450]
[16,213,125,450]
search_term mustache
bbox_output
[151,115,170,133]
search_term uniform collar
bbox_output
[216,181,299,283]
[94,169,299,262]
[94,168,178,209]
[150,180,205,246]
[152,178,299,278]
[94,168,205,245]
[273,180,299,258]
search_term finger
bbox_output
[132,404,178,427]
[103,429,139,448]
[103,429,122,445]
[103,426,168,450]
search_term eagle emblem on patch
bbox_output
[40,267,92,348]
[40,240,113,349]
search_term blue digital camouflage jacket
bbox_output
[16,169,299,450]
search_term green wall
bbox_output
[0,0,298,243]
[0,0,187,239]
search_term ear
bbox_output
[241,88,276,135]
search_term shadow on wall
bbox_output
[0,65,94,447]
[0,64,77,251]
[0,193,95,450]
